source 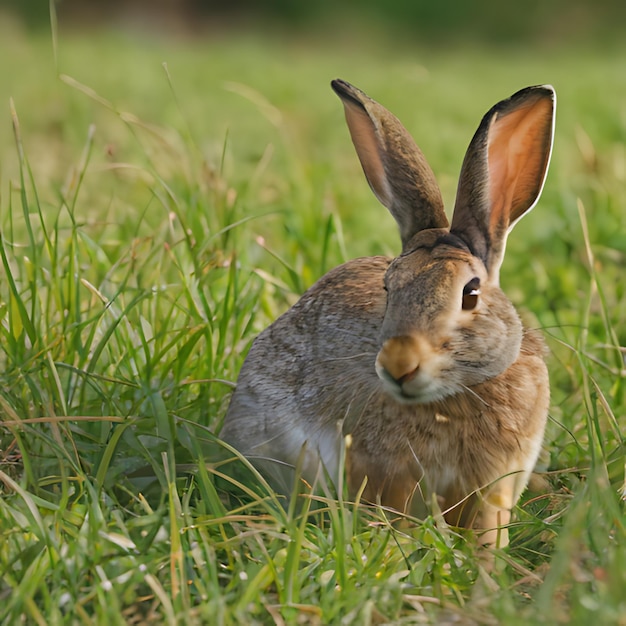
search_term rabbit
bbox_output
[220,79,555,548]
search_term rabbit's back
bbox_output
[221,256,390,489]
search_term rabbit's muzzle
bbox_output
[375,333,446,403]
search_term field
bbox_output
[1,13,625,625]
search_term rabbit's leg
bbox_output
[470,473,519,548]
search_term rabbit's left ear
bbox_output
[450,85,556,280]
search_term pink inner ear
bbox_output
[487,96,553,233]
[342,100,393,208]
[343,100,391,207]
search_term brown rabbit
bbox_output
[221,80,555,547]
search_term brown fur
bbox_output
[347,329,548,546]
[221,81,555,548]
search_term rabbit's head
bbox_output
[331,80,555,405]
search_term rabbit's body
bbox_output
[221,80,555,547]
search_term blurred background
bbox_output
[6,0,626,46]
[1,0,625,302]
[1,0,625,265]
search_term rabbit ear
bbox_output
[332,79,449,250]
[450,85,556,279]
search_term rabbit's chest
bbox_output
[366,404,507,489]
[407,417,480,486]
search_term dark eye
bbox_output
[462,277,481,310]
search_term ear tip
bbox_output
[331,79,370,111]
[513,84,557,105]
[331,78,350,96]
[533,84,556,102]
[490,85,556,122]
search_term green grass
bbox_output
[1,15,625,625]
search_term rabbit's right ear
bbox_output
[332,79,449,250]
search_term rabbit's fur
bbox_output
[221,80,555,547]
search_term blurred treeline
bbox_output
[7,0,626,46]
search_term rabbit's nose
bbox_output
[376,335,422,385]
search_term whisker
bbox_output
[405,440,426,503]
[343,385,380,434]
[459,383,491,407]
[322,352,378,363]
[332,328,380,341]
[405,440,425,483]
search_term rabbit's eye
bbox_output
[462,278,481,310]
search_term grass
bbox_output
[1,14,625,625]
